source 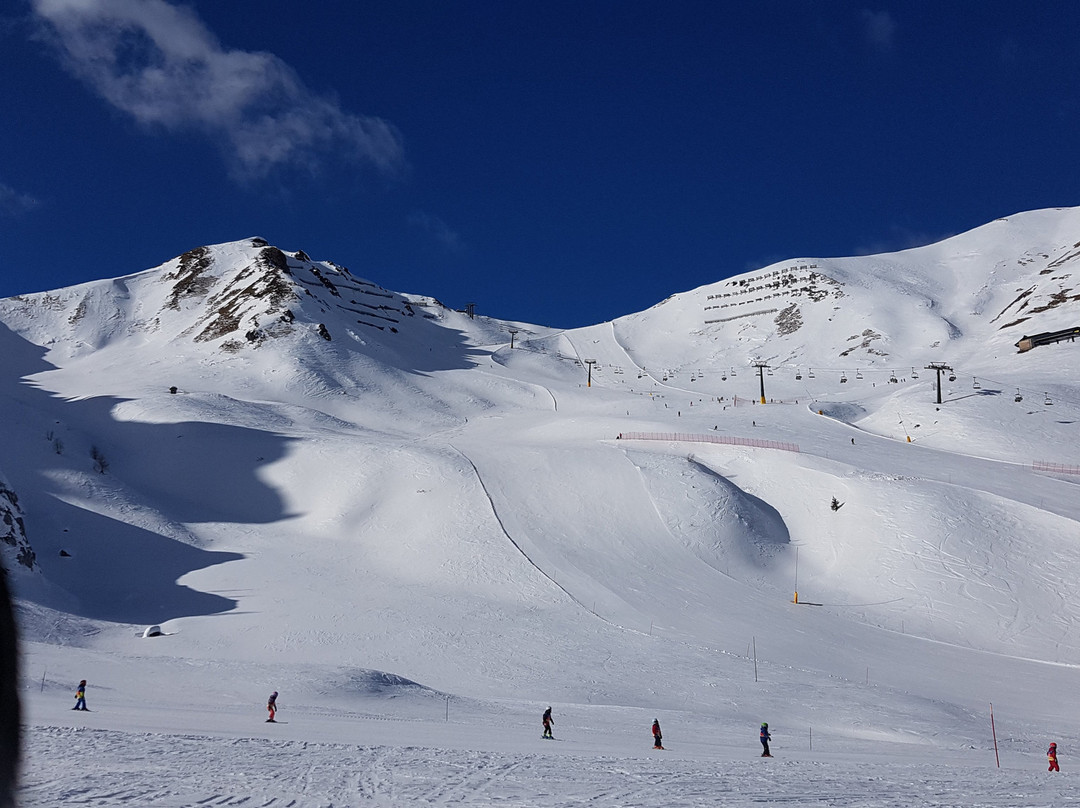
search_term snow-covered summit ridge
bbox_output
[610,207,1080,380]
[0,236,472,358]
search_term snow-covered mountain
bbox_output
[4,208,1080,806]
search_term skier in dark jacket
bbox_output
[652,719,664,749]
[760,722,772,757]
[542,707,554,738]
[73,680,88,711]
[266,691,278,723]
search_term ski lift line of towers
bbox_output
[500,324,1061,409]
[562,352,1063,410]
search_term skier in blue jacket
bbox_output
[760,722,772,757]
[72,680,88,711]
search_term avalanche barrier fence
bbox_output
[616,432,801,453]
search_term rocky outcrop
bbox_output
[0,478,36,571]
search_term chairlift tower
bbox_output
[508,329,519,349]
[752,362,770,404]
[925,363,954,405]
[584,359,597,388]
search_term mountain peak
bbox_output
[164,241,301,347]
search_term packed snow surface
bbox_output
[4,210,1080,805]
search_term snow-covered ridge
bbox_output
[1,236,431,357]
[611,207,1080,380]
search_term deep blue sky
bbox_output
[3,2,1080,328]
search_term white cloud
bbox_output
[0,180,40,215]
[860,9,897,52]
[31,0,404,178]
[408,211,465,254]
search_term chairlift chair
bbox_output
[888,373,898,383]
[948,373,956,382]
[1045,393,1053,406]
[795,369,802,380]
[911,367,919,379]
[855,370,863,380]
[807,368,815,378]
[973,378,981,390]
[840,373,848,383]
[1015,389,1023,403]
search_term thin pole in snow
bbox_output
[753,636,758,682]
[990,702,1000,767]
[810,725,812,751]
[794,546,799,603]
[40,670,46,693]
[445,695,449,722]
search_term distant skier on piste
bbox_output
[760,722,772,757]
[652,719,664,749]
[542,706,554,739]
[266,691,278,723]
[1048,742,1060,772]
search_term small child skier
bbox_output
[760,722,772,757]
[652,719,664,749]
[1048,742,1060,772]
[542,706,554,739]
[72,680,88,711]
[266,691,278,723]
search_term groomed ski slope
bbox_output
[5,213,1080,805]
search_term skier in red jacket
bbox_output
[652,719,664,749]
[1048,742,1060,772]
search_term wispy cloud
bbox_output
[0,179,40,215]
[30,0,404,179]
[860,9,897,52]
[408,211,465,254]
[853,225,949,256]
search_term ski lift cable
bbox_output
[949,367,1080,409]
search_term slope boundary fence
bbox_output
[617,432,800,453]
[1032,460,1080,476]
